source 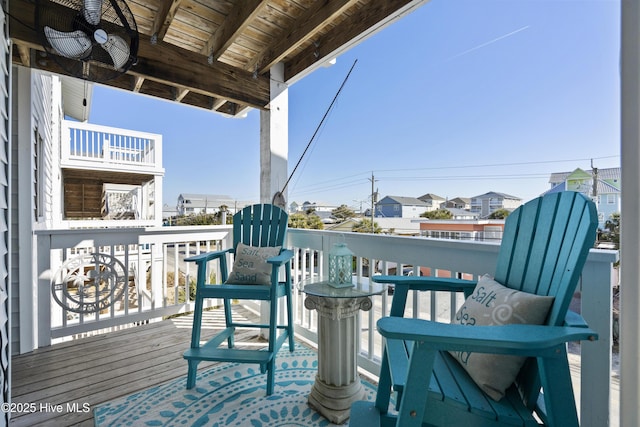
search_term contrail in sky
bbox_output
[446,25,531,61]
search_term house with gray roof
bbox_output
[442,197,471,210]
[375,195,429,218]
[417,193,445,211]
[470,192,522,218]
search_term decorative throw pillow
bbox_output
[449,274,555,401]
[225,243,282,285]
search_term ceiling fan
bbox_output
[35,0,139,82]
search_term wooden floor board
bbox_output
[9,306,263,426]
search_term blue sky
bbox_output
[89,0,621,210]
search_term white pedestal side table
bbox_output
[300,276,386,424]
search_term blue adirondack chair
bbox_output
[183,204,295,395]
[350,192,599,427]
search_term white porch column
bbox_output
[620,1,640,425]
[15,67,37,353]
[259,63,289,335]
[260,63,288,204]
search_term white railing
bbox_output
[60,120,163,174]
[36,225,233,342]
[33,227,618,426]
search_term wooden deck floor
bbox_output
[10,306,263,427]
[9,307,620,427]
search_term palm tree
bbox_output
[332,204,356,222]
[420,209,453,219]
[352,218,381,233]
[488,209,510,219]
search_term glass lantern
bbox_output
[328,243,354,288]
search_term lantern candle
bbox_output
[328,243,354,288]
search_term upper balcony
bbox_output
[60,120,164,176]
[58,120,164,228]
[18,225,619,426]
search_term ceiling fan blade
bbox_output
[100,34,130,69]
[44,27,92,60]
[83,0,103,26]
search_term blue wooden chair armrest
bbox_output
[266,249,294,266]
[564,309,589,328]
[377,317,598,355]
[372,275,477,292]
[185,248,232,265]
[374,276,478,316]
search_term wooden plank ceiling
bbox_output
[9,0,426,117]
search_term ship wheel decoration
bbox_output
[51,253,127,314]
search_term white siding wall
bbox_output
[401,205,426,218]
[9,66,20,365]
[31,71,57,229]
[11,68,59,355]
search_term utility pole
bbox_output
[591,158,599,210]
[369,173,377,233]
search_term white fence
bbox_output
[33,226,618,426]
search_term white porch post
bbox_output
[259,63,289,336]
[620,1,640,425]
[15,67,37,353]
[260,62,288,205]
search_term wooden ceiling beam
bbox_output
[252,0,357,75]
[133,76,145,92]
[201,0,268,61]
[133,34,269,108]
[8,0,271,110]
[15,43,31,67]
[175,88,189,102]
[211,98,227,111]
[152,0,183,42]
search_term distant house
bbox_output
[470,192,522,218]
[546,167,620,226]
[301,201,337,213]
[288,201,300,213]
[417,193,445,212]
[163,204,178,219]
[419,219,505,242]
[446,208,479,220]
[176,194,253,216]
[442,197,471,210]
[375,218,422,235]
[375,196,429,218]
[313,210,336,224]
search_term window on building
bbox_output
[607,194,616,204]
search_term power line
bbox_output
[284,155,620,201]
[373,155,619,174]
[380,173,551,181]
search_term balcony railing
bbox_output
[60,120,163,174]
[33,226,618,426]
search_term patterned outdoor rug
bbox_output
[94,344,377,426]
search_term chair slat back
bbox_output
[232,204,289,249]
[494,192,598,326]
[492,192,597,407]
